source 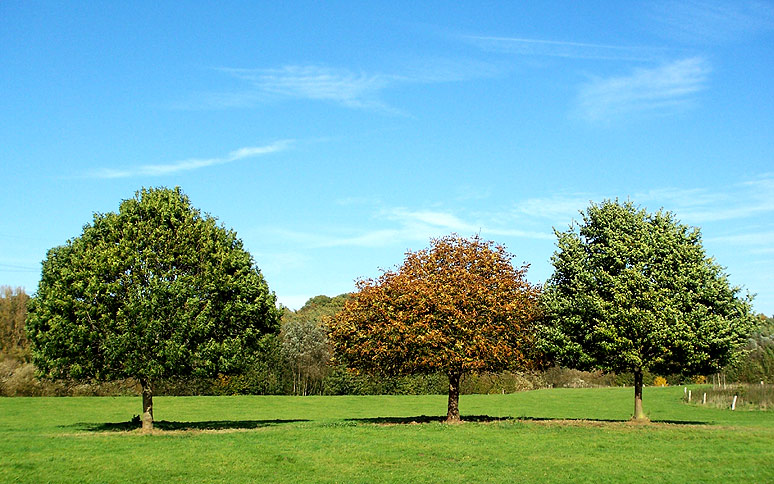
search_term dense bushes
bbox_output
[4,355,763,397]
[0,359,139,397]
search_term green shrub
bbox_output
[543,366,618,388]
[461,371,543,394]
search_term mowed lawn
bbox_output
[1,386,772,483]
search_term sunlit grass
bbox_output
[1,386,772,483]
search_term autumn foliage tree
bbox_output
[329,234,541,422]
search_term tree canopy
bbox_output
[539,200,756,420]
[26,187,281,429]
[0,286,30,362]
[329,234,541,421]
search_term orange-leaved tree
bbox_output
[328,234,541,422]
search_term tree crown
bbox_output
[27,187,281,383]
[540,199,755,375]
[329,234,541,377]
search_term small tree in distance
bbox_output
[27,187,281,430]
[329,234,541,422]
[281,294,350,396]
[0,286,30,362]
[282,318,330,396]
[539,200,756,421]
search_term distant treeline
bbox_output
[2,286,773,397]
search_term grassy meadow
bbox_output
[1,386,772,483]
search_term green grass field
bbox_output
[1,386,772,483]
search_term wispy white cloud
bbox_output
[381,208,552,243]
[384,208,478,232]
[219,65,396,111]
[707,231,774,246]
[465,35,665,62]
[89,140,292,179]
[673,202,774,224]
[650,0,774,44]
[268,173,774,253]
[507,173,774,228]
[250,250,312,277]
[269,206,552,250]
[634,187,730,209]
[189,60,500,113]
[637,174,774,223]
[575,57,711,121]
[512,195,595,225]
[270,227,403,249]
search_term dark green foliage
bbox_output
[25,187,281,419]
[323,365,449,395]
[282,294,350,326]
[214,334,290,395]
[541,200,755,374]
[540,200,756,418]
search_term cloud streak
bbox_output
[576,57,711,121]
[510,174,774,226]
[634,174,774,224]
[465,35,665,62]
[650,0,774,44]
[219,65,396,111]
[270,206,552,251]
[89,140,292,179]
[512,195,596,226]
[191,60,500,113]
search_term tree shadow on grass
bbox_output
[346,415,512,425]
[346,415,710,426]
[74,418,309,432]
[514,416,710,426]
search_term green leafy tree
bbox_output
[281,294,349,395]
[540,200,756,420]
[283,295,350,326]
[725,314,774,383]
[329,234,541,422]
[27,187,280,429]
[0,286,30,362]
[281,318,330,395]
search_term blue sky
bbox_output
[1,1,773,314]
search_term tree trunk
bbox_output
[633,368,648,422]
[447,371,461,423]
[140,378,154,431]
